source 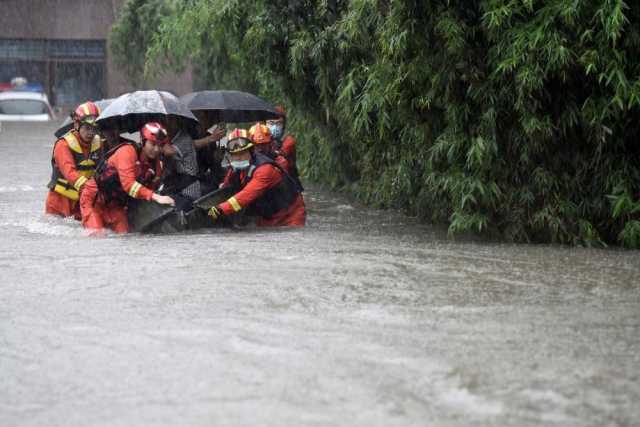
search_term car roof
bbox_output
[0,91,50,102]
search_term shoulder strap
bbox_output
[95,141,135,174]
[106,140,136,158]
[247,152,276,180]
[89,135,102,153]
[63,131,82,154]
[248,152,301,192]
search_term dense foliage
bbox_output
[112,0,640,247]
[110,0,173,86]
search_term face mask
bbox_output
[268,124,283,139]
[231,160,251,171]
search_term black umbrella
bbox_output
[180,90,283,123]
[54,98,114,138]
[96,90,199,136]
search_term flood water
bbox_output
[1,121,639,426]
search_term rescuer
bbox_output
[248,122,289,171]
[266,105,300,183]
[45,101,103,219]
[79,122,175,235]
[207,129,305,227]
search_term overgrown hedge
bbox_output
[111,0,640,247]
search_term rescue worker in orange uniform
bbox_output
[266,105,300,183]
[208,129,305,227]
[80,122,175,235]
[248,123,289,171]
[45,101,102,219]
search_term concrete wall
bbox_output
[0,0,192,98]
[0,0,116,40]
[105,47,194,99]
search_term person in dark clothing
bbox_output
[161,116,201,205]
[192,110,227,194]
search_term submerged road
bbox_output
[0,122,639,426]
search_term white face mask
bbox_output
[230,159,251,171]
[268,123,283,139]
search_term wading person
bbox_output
[207,129,305,227]
[99,121,135,153]
[266,105,300,183]
[45,101,103,219]
[192,111,227,151]
[161,116,201,206]
[193,110,227,193]
[248,123,289,171]
[80,122,174,235]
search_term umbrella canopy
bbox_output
[180,90,283,123]
[96,90,198,136]
[54,98,114,138]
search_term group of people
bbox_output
[45,101,306,235]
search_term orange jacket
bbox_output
[218,161,305,226]
[274,153,289,172]
[219,165,279,215]
[281,135,296,160]
[48,132,102,196]
[79,142,162,234]
[105,144,161,201]
[280,135,297,175]
[53,136,90,187]
[45,132,101,218]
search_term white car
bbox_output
[0,91,55,122]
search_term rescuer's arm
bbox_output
[281,135,297,163]
[113,146,172,206]
[193,126,226,150]
[275,155,289,171]
[217,165,281,216]
[53,140,88,190]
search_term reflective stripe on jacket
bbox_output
[47,132,102,201]
[223,152,301,219]
[94,143,162,206]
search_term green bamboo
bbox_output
[111,0,640,247]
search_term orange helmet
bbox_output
[141,122,169,145]
[73,101,100,125]
[248,123,272,145]
[227,128,253,153]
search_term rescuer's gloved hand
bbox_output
[208,206,223,221]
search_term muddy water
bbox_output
[0,122,639,426]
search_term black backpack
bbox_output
[94,142,138,206]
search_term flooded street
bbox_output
[1,122,639,426]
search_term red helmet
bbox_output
[248,123,272,145]
[73,101,100,125]
[141,122,169,145]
